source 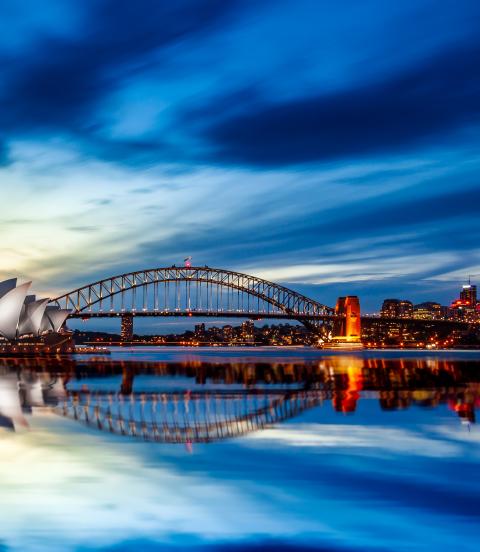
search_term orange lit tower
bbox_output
[324,296,363,349]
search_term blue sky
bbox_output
[1,0,480,313]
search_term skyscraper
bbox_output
[460,284,477,306]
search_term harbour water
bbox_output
[1,347,479,551]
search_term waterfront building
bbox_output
[413,302,442,320]
[450,282,479,322]
[381,299,413,318]
[241,321,255,343]
[460,284,477,306]
[120,315,134,342]
[0,278,70,342]
[222,325,234,342]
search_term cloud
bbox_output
[242,424,459,457]
[1,1,480,313]
[0,1,242,152]
[200,40,480,166]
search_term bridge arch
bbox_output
[52,266,335,331]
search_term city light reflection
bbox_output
[1,352,479,551]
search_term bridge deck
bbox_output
[70,310,337,321]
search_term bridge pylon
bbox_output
[326,296,363,349]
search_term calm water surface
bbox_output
[1,347,479,551]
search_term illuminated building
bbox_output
[222,325,234,342]
[194,323,206,338]
[241,321,255,343]
[460,284,477,306]
[120,314,134,341]
[413,302,442,320]
[450,282,479,321]
[381,299,413,318]
[398,300,414,318]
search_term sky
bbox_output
[1,0,480,316]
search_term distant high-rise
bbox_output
[241,320,255,343]
[120,314,134,341]
[222,325,234,342]
[460,284,477,306]
[450,282,478,321]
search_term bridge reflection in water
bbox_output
[1,355,479,441]
[60,389,323,443]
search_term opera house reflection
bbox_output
[1,355,479,441]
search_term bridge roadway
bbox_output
[70,310,468,329]
[70,310,337,321]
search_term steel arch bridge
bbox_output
[52,265,361,339]
[53,266,336,325]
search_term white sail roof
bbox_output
[18,298,49,336]
[0,278,17,300]
[0,279,70,341]
[40,306,70,333]
[0,282,31,340]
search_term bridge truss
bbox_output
[53,266,336,332]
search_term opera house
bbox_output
[0,278,71,352]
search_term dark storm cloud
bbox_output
[202,41,480,167]
[0,0,240,134]
[311,184,480,239]
[2,1,479,171]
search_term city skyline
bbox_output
[1,1,480,314]
[70,279,479,345]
